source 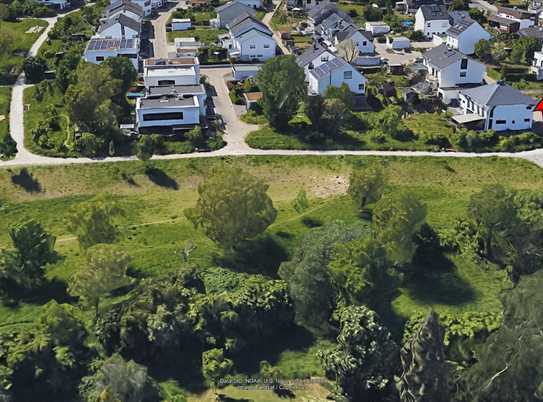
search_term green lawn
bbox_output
[338,2,365,25]
[167,28,226,45]
[0,19,49,84]
[0,155,541,391]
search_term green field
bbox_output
[167,28,226,45]
[0,19,48,84]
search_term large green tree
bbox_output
[278,221,367,334]
[185,167,277,251]
[256,55,306,129]
[348,165,386,215]
[397,311,449,402]
[460,271,543,402]
[372,192,426,265]
[202,348,233,393]
[318,306,399,401]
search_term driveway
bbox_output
[470,0,497,15]
[374,42,424,65]
[150,1,187,58]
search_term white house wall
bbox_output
[447,24,491,55]
[415,10,450,38]
[136,105,200,128]
[234,30,276,61]
[97,24,139,39]
[438,58,485,87]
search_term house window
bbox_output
[427,23,431,27]
[525,118,531,122]
[158,80,176,85]
[527,105,534,109]
[495,120,506,124]
[512,120,516,124]
[358,83,364,91]
[264,44,270,48]
[257,54,263,57]
[344,71,352,79]
[250,44,256,49]
[460,72,466,77]
[362,41,367,46]
[143,112,184,121]
[321,56,328,62]
[96,56,105,61]
[460,59,468,69]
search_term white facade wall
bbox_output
[172,19,192,31]
[303,50,336,76]
[365,22,390,35]
[446,23,491,55]
[496,12,534,29]
[415,10,450,38]
[309,64,366,95]
[338,31,374,54]
[84,50,139,70]
[232,31,276,61]
[437,59,485,88]
[136,101,201,128]
[97,24,139,39]
[144,69,199,87]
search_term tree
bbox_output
[185,168,277,251]
[256,55,306,129]
[372,105,405,138]
[75,132,104,157]
[23,56,47,84]
[449,0,467,10]
[510,36,540,64]
[68,244,131,319]
[364,5,383,21]
[202,348,233,393]
[304,95,325,128]
[474,40,492,62]
[321,98,348,134]
[102,57,137,93]
[372,192,426,265]
[292,189,309,213]
[80,354,161,402]
[0,4,9,20]
[348,165,386,214]
[135,135,156,162]
[397,311,449,402]
[325,83,355,110]
[67,197,123,249]
[278,221,367,334]
[459,271,543,402]
[185,126,204,146]
[318,306,398,401]
[337,39,359,63]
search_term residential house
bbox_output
[84,38,140,70]
[519,25,543,42]
[97,14,141,39]
[106,0,145,22]
[334,24,374,55]
[488,15,520,33]
[414,4,450,38]
[288,0,331,11]
[145,84,207,115]
[38,0,70,9]
[307,57,366,95]
[531,45,543,79]
[457,83,536,131]
[212,1,256,28]
[423,43,485,103]
[496,6,537,30]
[171,37,203,57]
[308,3,352,28]
[224,14,276,61]
[236,0,262,8]
[143,57,201,88]
[296,42,337,76]
[403,0,445,14]
[136,96,202,130]
[365,21,390,36]
[446,15,491,55]
[172,18,192,31]
[244,91,263,110]
[387,36,411,50]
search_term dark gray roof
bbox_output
[217,1,256,26]
[449,10,470,23]
[86,37,138,51]
[447,16,476,37]
[296,42,331,67]
[423,43,465,69]
[335,24,372,42]
[309,57,349,79]
[229,14,272,37]
[140,96,197,108]
[407,0,443,9]
[489,15,520,26]
[519,25,543,40]
[308,3,352,25]
[419,4,448,21]
[99,14,141,34]
[460,83,536,107]
[107,0,144,18]
[147,84,205,97]
[318,13,349,32]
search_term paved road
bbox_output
[262,0,291,55]
[150,1,186,58]
[471,0,497,15]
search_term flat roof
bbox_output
[233,64,261,71]
[147,84,205,97]
[146,67,196,77]
[139,95,198,108]
[144,57,198,67]
[452,113,484,124]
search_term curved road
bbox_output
[4,7,543,169]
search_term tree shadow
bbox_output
[301,217,322,228]
[215,236,289,276]
[3,277,75,307]
[144,167,179,190]
[10,168,42,193]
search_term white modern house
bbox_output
[106,0,145,22]
[83,38,140,70]
[145,84,207,115]
[496,6,536,30]
[414,4,450,38]
[296,42,337,76]
[387,36,411,50]
[171,18,192,31]
[446,16,491,55]
[334,25,374,55]
[224,14,276,62]
[531,46,543,80]
[212,1,256,28]
[232,64,261,80]
[307,57,366,95]
[172,37,203,57]
[423,44,485,103]
[97,14,141,39]
[38,0,69,9]
[136,96,201,129]
[143,57,200,88]
[457,83,536,131]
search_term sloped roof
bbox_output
[335,24,372,42]
[217,1,256,27]
[296,42,331,67]
[308,3,352,25]
[447,16,476,37]
[519,25,543,40]
[107,0,144,18]
[309,57,349,79]
[86,37,138,51]
[419,4,449,21]
[460,83,536,107]
[423,43,464,69]
[229,14,272,37]
[99,13,141,34]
